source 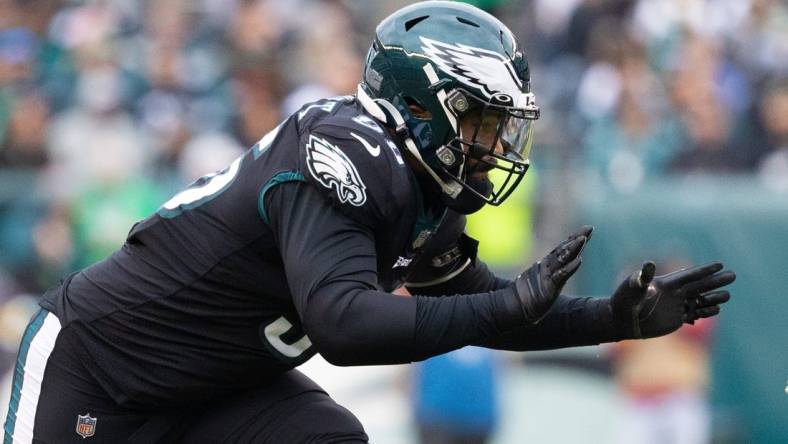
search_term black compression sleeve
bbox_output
[474,294,622,351]
[266,181,525,366]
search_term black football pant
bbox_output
[3,309,368,443]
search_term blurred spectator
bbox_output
[228,0,289,146]
[281,0,362,116]
[176,131,245,183]
[136,0,199,184]
[578,24,681,192]
[729,0,788,83]
[667,36,753,173]
[231,61,285,148]
[0,26,37,88]
[0,196,50,292]
[30,203,73,288]
[613,318,718,444]
[0,91,49,168]
[756,80,788,191]
[46,63,150,199]
[412,347,499,444]
[229,0,287,58]
[565,0,635,58]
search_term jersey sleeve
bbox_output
[405,214,622,350]
[296,120,402,230]
[473,295,621,351]
[404,213,625,350]
[264,180,528,366]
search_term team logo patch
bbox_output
[393,256,413,268]
[419,36,523,99]
[306,135,367,206]
[76,413,97,438]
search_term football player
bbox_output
[3,1,735,442]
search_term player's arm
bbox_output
[474,262,735,350]
[406,236,621,350]
[472,295,621,350]
[404,225,616,350]
[266,181,585,366]
[407,252,611,352]
[267,180,517,365]
[406,223,735,350]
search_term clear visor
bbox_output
[453,91,538,164]
[500,114,535,162]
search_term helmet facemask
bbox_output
[432,87,539,208]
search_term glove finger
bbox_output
[628,261,656,289]
[682,271,736,295]
[684,304,722,324]
[696,290,730,307]
[695,305,721,318]
[556,236,587,267]
[552,256,582,286]
[662,261,724,289]
[550,226,594,254]
[544,236,584,271]
[615,264,652,308]
[574,225,594,240]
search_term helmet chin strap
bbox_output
[356,84,463,198]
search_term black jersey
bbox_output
[39,96,531,407]
[37,95,626,409]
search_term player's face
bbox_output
[458,110,505,179]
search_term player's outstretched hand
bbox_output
[513,226,593,324]
[610,261,736,339]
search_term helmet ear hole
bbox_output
[404,96,432,120]
[405,15,429,31]
[456,16,480,27]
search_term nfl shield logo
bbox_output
[76,413,97,438]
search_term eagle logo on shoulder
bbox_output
[306,135,367,206]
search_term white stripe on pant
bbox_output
[5,312,61,444]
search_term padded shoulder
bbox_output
[296,101,412,229]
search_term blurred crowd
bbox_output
[0,0,406,297]
[520,0,788,192]
[0,0,785,438]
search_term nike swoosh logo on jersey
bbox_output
[350,132,381,157]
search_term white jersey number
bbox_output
[262,316,314,363]
[161,156,242,213]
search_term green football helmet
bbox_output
[357,0,539,209]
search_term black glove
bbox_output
[513,226,593,324]
[610,261,736,339]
